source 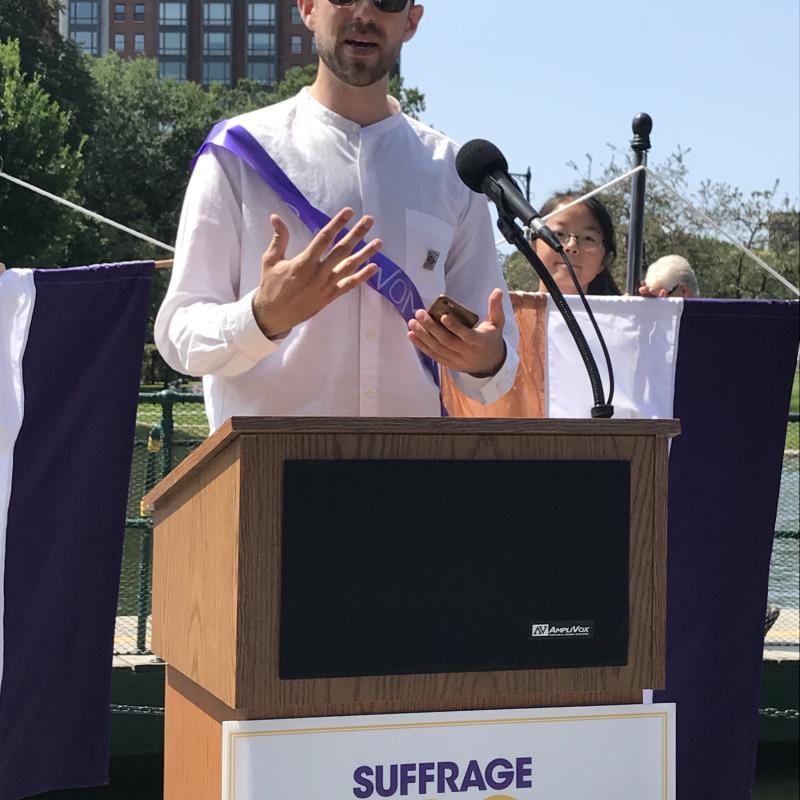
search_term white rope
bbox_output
[0,170,175,254]
[540,166,646,222]
[5,161,795,294]
[494,165,645,247]
[496,164,800,296]
[645,168,799,296]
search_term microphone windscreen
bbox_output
[455,139,509,193]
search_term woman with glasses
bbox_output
[531,193,621,296]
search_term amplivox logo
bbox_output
[352,757,532,798]
[530,620,594,639]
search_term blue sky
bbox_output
[402,0,800,214]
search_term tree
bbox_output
[259,64,427,119]
[503,145,799,299]
[0,0,98,146]
[71,54,219,266]
[265,63,318,104]
[388,74,425,119]
[73,56,428,267]
[0,38,83,265]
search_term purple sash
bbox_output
[193,119,443,397]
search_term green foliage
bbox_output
[256,64,427,119]
[0,38,84,265]
[70,58,426,268]
[141,342,178,387]
[509,144,800,299]
[265,63,318,103]
[72,54,219,265]
[208,77,272,117]
[503,250,540,292]
[0,0,97,145]
[388,74,425,119]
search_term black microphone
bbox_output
[455,139,563,253]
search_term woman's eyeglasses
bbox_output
[552,231,604,252]
[329,0,413,12]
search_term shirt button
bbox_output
[366,329,377,340]
[365,388,376,398]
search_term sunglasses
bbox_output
[329,0,413,12]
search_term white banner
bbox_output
[222,703,675,799]
[546,295,682,419]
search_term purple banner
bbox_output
[0,262,152,800]
[656,299,799,798]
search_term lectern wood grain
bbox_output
[152,439,242,706]
[164,675,222,800]
[151,418,676,717]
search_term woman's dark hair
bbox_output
[539,192,621,295]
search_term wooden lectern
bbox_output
[143,416,679,799]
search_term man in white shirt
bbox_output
[155,0,519,431]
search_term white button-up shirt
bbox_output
[155,89,519,431]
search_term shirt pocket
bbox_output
[405,209,453,307]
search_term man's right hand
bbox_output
[252,207,382,339]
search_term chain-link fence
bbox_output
[765,414,799,650]
[114,406,800,661]
[115,390,208,655]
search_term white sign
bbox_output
[222,703,675,799]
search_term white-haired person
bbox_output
[639,254,700,298]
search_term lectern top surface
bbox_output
[142,415,680,510]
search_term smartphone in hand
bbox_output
[427,295,479,329]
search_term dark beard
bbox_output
[316,29,402,87]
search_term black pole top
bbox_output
[631,112,653,153]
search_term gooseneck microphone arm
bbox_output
[494,208,613,418]
[456,138,614,418]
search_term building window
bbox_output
[203,59,230,85]
[204,2,231,25]
[291,35,302,54]
[134,3,145,21]
[134,33,145,51]
[160,60,186,81]
[114,33,126,50]
[114,3,126,21]
[159,31,186,56]
[70,1,98,25]
[203,31,230,56]
[248,2,275,25]
[71,29,98,54]
[248,31,275,56]
[160,2,187,25]
[248,60,275,84]
[291,6,301,24]
[310,34,317,54]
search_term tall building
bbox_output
[59,1,318,87]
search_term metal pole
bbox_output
[625,113,652,295]
[160,390,176,474]
[136,424,162,653]
[135,527,153,653]
[510,168,532,202]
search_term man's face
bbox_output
[300,0,423,87]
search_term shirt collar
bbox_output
[297,87,404,137]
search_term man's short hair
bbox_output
[645,254,700,297]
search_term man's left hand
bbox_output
[408,288,507,378]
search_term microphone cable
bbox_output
[517,226,614,416]
[555,244,616,408]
